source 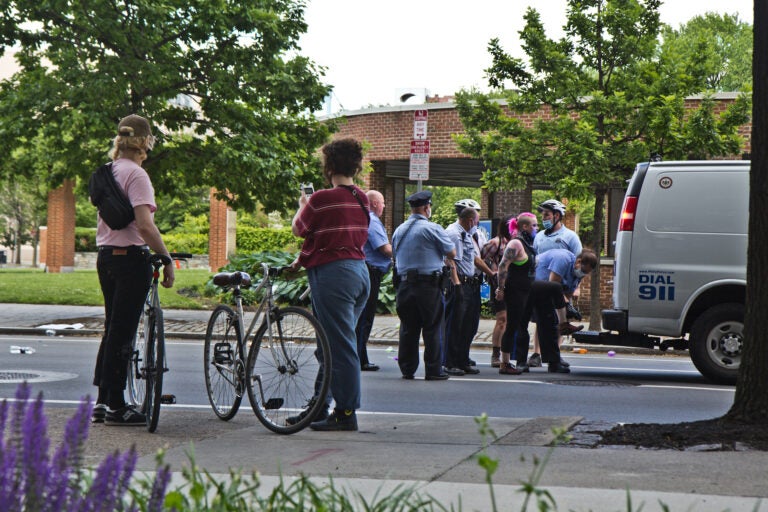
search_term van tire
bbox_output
[689,303,743,385]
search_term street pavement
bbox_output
[2,303,767,511]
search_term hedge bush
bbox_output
[236,227,301,253]
[74,227,97,252]
[162,233,208,254]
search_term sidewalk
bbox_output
[3,304,766,511]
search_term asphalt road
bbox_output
[0,334,735,425]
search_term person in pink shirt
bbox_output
[91,114,175,426]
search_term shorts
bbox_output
[488,282,505,314]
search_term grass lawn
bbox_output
[0,268,213,309]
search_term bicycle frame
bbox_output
[235,263,286,371]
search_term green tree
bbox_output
[0,175,46,264]
[0,0,333,213]
[659,12,752,92]
[455,0,749,329]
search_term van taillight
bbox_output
[618,196,638,231]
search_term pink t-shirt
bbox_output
[95,158,157,247]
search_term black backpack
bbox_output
[88,162,135,230]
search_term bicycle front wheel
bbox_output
[246,306,331,434]
[126,299,149,411]
[144,308,164,433]
[204,305,243,420]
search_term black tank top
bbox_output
[504,237,536,291]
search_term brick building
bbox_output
[42,93,750,317]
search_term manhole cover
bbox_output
[549,379,636,387]
[0,370,78,384]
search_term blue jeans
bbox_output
[308,259,370,411]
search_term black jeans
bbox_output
[93,247,151,394]
[355,265,384,366]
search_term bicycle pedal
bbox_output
[264,397,284,410]
[160,394,176,404]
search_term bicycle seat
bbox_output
[212,271,252,288]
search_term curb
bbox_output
[0,326,687,357]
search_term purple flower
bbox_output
[147,465,171,512]
[22,392,51,511]
[46,398,91,512]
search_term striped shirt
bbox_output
[294,185,369,269]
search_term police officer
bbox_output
[444,206,484,375]
[392,190,457,381]
[453,199,494,367]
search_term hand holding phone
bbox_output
[301,183,314,196]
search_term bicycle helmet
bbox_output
[537,199,566,217]
[454,198,481,215]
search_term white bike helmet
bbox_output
[454,198,481,215]
[537,199,566,217]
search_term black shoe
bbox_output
[444,367,465,376]
[548,363,571,374]
[461,366,480,375]
[559,358,571,368]
[402,374,415,380]
[91,403,107,424]
[286,397,329,426]
[468,358,477,367]
[105,405,146,426]
[310,409,358,431]
[515,363,531,373]
[361,363,380,371]
[425,373,449,381]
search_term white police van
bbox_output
[575,160,748,384]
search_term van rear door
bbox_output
[626,162,748,336]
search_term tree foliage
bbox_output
[455,0,750,328]
[0,0,334,213]
[659,12,752,92]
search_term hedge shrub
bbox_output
[236,227,301,253]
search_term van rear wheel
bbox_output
[689,303,742,384]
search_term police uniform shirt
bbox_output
[471,228,487,277]
[364,211,392,273]
[392,214,454,274]
[445,221,475,277]
[534,248,583,293]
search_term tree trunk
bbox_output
[588,189,606,331]
[725,0,768,424]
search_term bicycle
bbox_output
[204,263,331,434]
[126,251,193,433]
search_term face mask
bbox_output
[573,268,586,279]
[542,220,553,230]
[530,228,537,238]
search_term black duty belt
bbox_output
[457,274,481,285]
[400,271,441,283]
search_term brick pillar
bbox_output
[38,226,47,267]
[489,187,533,219]
[209,188,235,272]
[45,180,75,273]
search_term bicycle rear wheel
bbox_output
[126,298,149,411]
[144,308,164,433]
[246,306,331,434]
[204,305,243,420]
